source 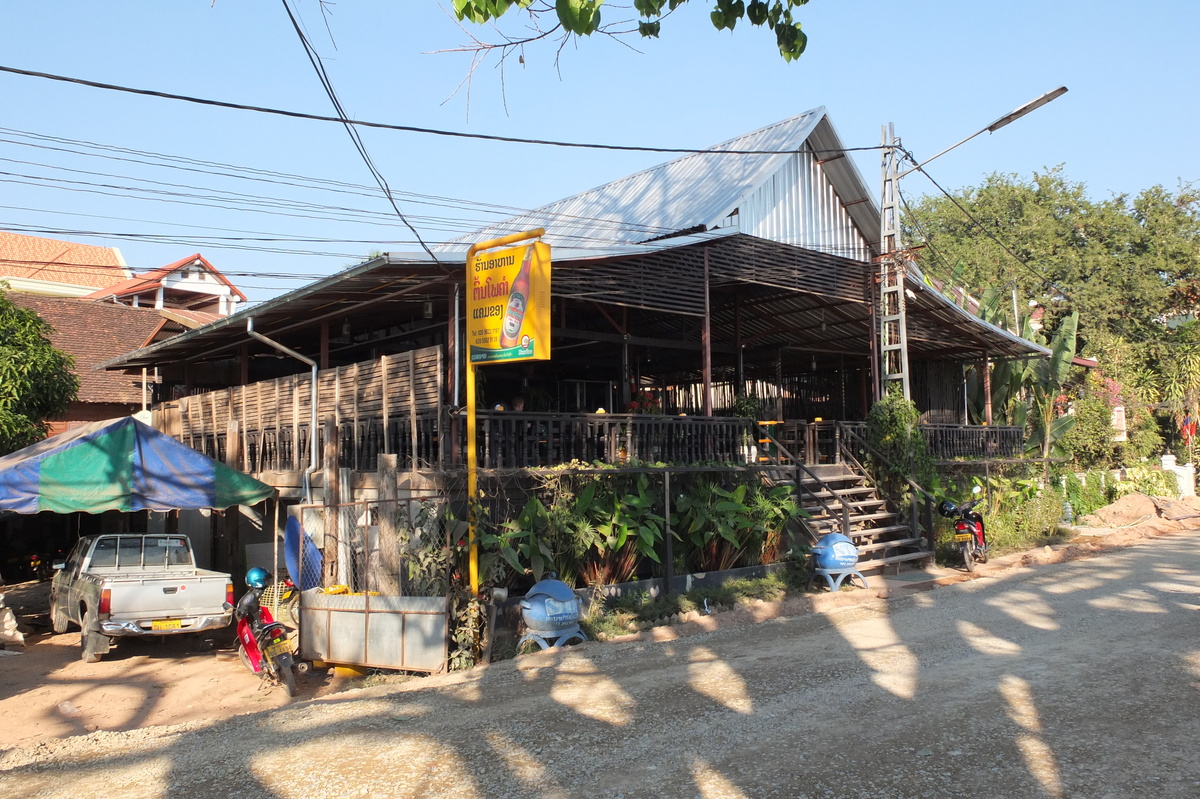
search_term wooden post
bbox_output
[409,351,418,470]
[223,419,242,574]
[225,420,241,471]
[734,291,744,399]
[320,321,330,371]
[291,375,300,472]
[702,249,713,417]
[382,354,391,455]
[982,351,993,426]
[377,453,401,596]
[663,470,674,595]
[322,417,340,588]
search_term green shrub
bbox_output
[1113,463,1180,498]
[1060,394,1118,469]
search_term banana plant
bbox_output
[1026,311,1080,462]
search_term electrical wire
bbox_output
[0,64,885,158]
[279,0,441,268]
[898,146,1074,304]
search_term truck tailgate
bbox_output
[105,572,230,618]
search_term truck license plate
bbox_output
[263,639,290,660]
[954,534,973,543]
[152,619,183,630]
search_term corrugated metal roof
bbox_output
[442,109,879,254]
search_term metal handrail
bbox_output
[756,423,853,539]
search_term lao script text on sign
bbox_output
[466,240,551,364]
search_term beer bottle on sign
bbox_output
[499,245,534,348]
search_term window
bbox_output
[90,537,117,568]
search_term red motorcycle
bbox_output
[938,485,990,573]
[234,568,298,697]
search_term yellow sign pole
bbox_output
[464,228,546,597]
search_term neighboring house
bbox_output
[83,253,246,317]
[9,294,172,434]
[0,230,131,297]
[1,233,247,434]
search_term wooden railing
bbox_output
[155,346,443,473]
[464,412,757,469]
[839,421,1024,462]
[919,424,1025,461]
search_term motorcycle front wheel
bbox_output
[237,643,255,674]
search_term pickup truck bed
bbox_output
[51,534,234,662]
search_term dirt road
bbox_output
[0,582,329,748]
[3,527,1200,798]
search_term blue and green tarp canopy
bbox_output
[0,416,274,514]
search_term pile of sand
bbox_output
[1077,492,1200,530]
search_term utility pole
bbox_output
[875,87,1069,405]
[877,123,911,403]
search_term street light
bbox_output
[875,86,1068,404]
[897,86,1069,179]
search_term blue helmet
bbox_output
[245,567,271,589]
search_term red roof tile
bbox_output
[82,253,247,302]
[0,231,129,290]
[10,293,166,404]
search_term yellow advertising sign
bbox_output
[466,240,551,364]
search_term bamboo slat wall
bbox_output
[160,346,443,473]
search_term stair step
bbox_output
[806,512,900,527]
[849,524,911,540]
[800,485,877,500]
[857,550,934,571]
[855,536,924,555]
[802,498,886,514]
[799,474,867,487]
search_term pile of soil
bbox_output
[1078,492,1200,531]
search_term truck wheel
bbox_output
[50,595,70,634]
[80,608,110,663]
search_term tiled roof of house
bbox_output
[82,253,247,302]
[10,293,166,404]
[0,231,129,289]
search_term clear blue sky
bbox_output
[1,1,1195,304]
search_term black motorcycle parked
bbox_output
[938,485,990,572]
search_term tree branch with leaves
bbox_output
[449,0,814,63]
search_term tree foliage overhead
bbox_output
[0,288,78,455]
[904,168,1200,468]
[451,0,812,62]
[902,168,1200,341]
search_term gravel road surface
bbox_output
[3,529,1200,799]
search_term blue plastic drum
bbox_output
[812,532,859,570]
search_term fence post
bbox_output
[377,454,401,596]
[924,494,936,553]
[663,469,674,595]
[323,417,340,589]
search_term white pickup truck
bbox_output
[50,534,234,662]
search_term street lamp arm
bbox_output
[895,86,1067,180]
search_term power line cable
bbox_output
[898,147,1075,304]
[0,127,690,238]
[0,64,885,158]
[279,0,441,268]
